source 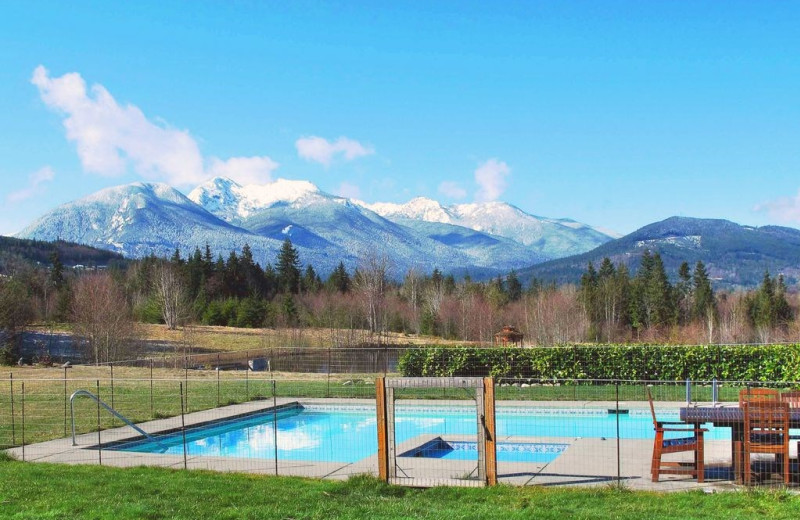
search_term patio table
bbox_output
[680,406,800,478]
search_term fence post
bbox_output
[180,382,187,470]
[63,366,68,437]
[272,380,278,476]
[20,382,25,462]
[685,378,691,405]
[150,359,154,419]
[615,380,621,487]
[10,373,15,446]
[712,378,718,406]
[245,365,249,401]
[96,379,102,465]
[326,346,331,398]
[110,363,115,426]
[216,361,220,407]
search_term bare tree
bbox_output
[402,265,423,334]
[71,273,135,364]
[155,262,190,330]
[353,252,391,338]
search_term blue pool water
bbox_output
[110,405,726,463]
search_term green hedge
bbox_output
[397,344,800,382]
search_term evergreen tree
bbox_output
[263,264,278,299]
[580,261,600,329]
[691,261,716,323]
[281,293,298,325]
[49,251,64,290]
[276,239,301,294]
[676,262,692,325]
[302,265,322,293]
[775,275,793,325]
[170,248,183,265]
[746,270,792,333]
[327,261,351,293]
[506,269,523,302]
[643,252,674,328]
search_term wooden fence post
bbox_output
[375,377,388,482]
[483,377,497,486]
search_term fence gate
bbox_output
[375,377,496,487]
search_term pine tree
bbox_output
[302,265,322,293]
[506,269,523,302]
[327,262,351,293]
[49,251,64,290]
[691,261,715,322]
[580,262,600,328]
[676,262,692,325]
[276,239,301,294]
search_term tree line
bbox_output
[1,242,799,364]
[579,251,793,343]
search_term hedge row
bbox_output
[397,344,800,382]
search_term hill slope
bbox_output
[0,236,125,273]
[519,216,800,288]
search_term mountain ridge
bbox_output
[17,176,615,276]
[518,216,800,289]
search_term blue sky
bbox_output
[2,1,800,237]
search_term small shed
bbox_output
[494,326,523,347]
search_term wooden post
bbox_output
[375,377,388,482]
[483,377,497,486]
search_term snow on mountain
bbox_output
[191,178,479,273]
[17,182,285,261]
[188,177,322,225]
[367,197,455,224]
[19,176,615,277]
[362,198,613,259]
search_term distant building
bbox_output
[494,326,523,347]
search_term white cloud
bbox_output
[335,181,361,199]
[31,65,278,187]
[474,158,511,202]
[755,192,800,223]
[438,181,467,200]
[7,166,55,203]
[207,156,279,185]
[295,136,373,167]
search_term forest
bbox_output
[0,239,797,364]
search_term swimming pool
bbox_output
[109,404,725,463]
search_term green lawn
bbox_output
[1,457,798,520]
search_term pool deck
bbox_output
[4,398,783,492]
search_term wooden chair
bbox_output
[647,387,706,482]
[743,400,790,485]
[739,388,780,406]
[780,391,800,470]
[779,390,800,408]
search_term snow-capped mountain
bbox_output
[18,177,615,276]
[188,177,322,225]
[17,182,285,260]
[362,197,614,259]
[189,177,532,272]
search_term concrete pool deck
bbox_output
[4,398,784,491]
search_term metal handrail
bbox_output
[70,389,163,448]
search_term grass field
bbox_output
[1,456,798,520]
[31,322,463,355]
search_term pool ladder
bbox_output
[70,389,163,448]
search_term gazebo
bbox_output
[494,326,524,347]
